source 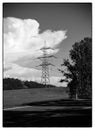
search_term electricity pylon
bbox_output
[36,41,56,87]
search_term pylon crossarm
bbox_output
[36,55,57,59]
[36,63,55,67]
[40,47,54,50]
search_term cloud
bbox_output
[4,17,67,63]
[50,76,68,87]
[4,64,41,80]
[40,30,67,48]
[4,17,67,86]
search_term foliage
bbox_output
[3,78,56,90]
[3,78,24,90]
[59,38,92,99]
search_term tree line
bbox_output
[3,78,56,90]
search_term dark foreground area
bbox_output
[3,99,92,127]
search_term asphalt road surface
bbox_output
[3,99,92,127]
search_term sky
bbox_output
[3,3,92,87]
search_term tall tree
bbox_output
[59,38,92,99]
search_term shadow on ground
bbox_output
[3,99,92,127]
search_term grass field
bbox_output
[3,87,92,127]
[3,87,69,108]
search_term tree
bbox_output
[3,78,24,90]
[59,38,92,99]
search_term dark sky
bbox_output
[3,3,92,77]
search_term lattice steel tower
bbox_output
[36,41,56,86]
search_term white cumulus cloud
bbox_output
[4,64,41,80]
[4,17,67,86]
